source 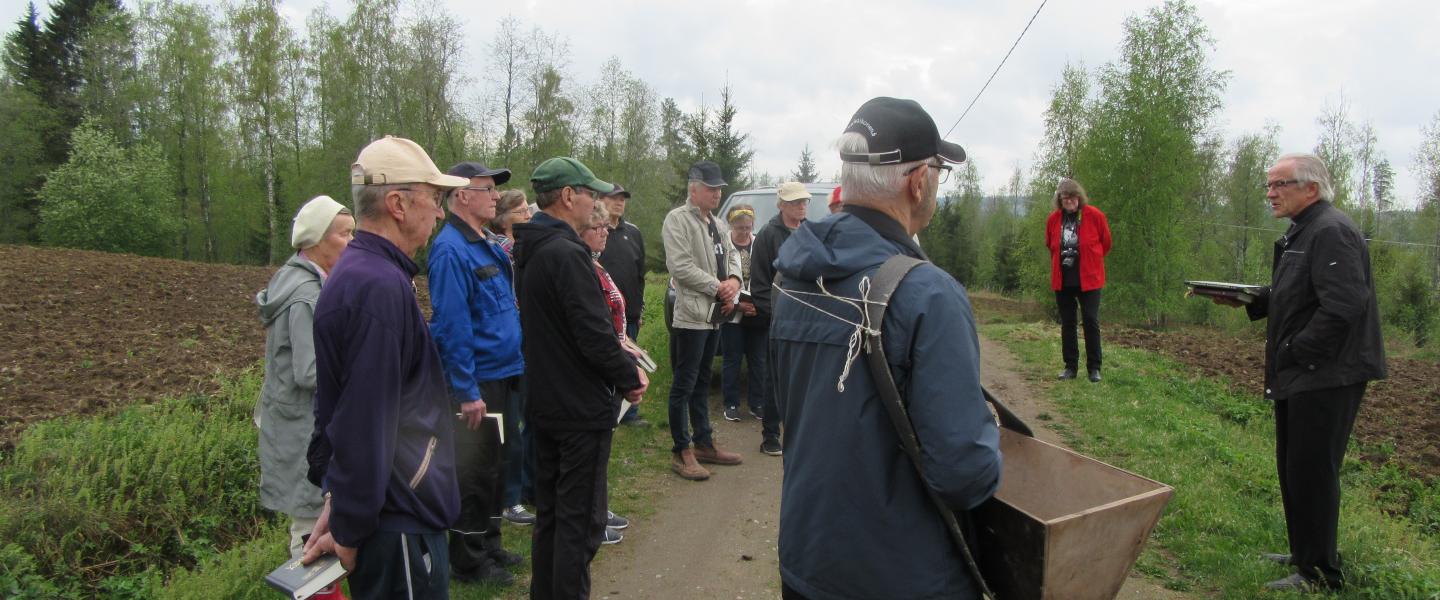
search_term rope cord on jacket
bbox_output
[774,276,885,393]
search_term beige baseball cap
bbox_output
[777,181,809,202]
[350,135,469,188]
[291,195,347,249]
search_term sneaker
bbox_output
[489,548,524,568]
[761,437,782,456]
[502,505,536,525]
[723,406,741,422]
[620,415,650,427]
[749,406,764,420]
[453,559,515,586]
[599,526,623,545]
[607,511,629,529]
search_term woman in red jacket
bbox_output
[1045,178,1112,382]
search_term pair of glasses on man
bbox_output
[904,162,953,185]
[1262,179,1303,192]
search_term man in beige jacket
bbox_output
[662,160,745,480]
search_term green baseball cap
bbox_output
[530,157,615,195]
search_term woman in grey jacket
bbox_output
[255,195,354,559]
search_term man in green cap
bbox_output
[512,157,648,599]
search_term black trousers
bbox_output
[1056,288,1102,371]
[350,530,449,600]
[1275,383,1364,587]
[448,379,513,576]
[531,427,612,600]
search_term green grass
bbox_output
[983,321,1440,599]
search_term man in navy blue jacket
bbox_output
[513,157,648,600]
[770,99,1001,600]
[301,136,468,599]
[428,161,524,586]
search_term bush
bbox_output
[0,368,269,597]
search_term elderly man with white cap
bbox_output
[256,195,354,568]
[300,136,468,599]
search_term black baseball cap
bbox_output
[688,160,727,187]
[839,97,965,165]
[446,161,512,186]
[605,183,632,198]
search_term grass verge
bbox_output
[983,321,1440,599]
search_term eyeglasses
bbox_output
[1059,192,1080,200]
[462,185,497,194]
[905,162,952,185]
[1262,179,1301,192]
[586,224,607,232]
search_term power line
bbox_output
[944,0,1049,138]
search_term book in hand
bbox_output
[1185,280,1264,305]
[620,337,657,372]
[265,554,346,600]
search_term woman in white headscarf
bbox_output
[255,195,354,560]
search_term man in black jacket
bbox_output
[513,156,648,600]
[598,184,648,425]
[1214,152,1386,592]
[748,181,810,456]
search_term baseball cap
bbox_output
[688,160,727,187]
[839,97,965,165]
[829,186,843,208]
[446,162,511,186]
[777,181,809,202]
[605,184,632,198]
[351,135,469,188]
[291,195,347,249]
[530,157,615,194]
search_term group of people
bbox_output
[254,92,1386,599]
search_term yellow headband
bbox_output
[728,209,755,222]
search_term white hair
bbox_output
[352,183,404,223]
[1276,152,1334,202]
[835,132,929,202]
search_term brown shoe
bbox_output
[693,443,743,465]
[671,449,710,481]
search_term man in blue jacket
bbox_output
[300,136,467,599]
[428,161,525,586]
[770,98,1001,600]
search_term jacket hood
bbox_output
[513,211,582,270]
[257,253,324,326]
[775,213,902,283]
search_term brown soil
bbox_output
[0,244,277,447]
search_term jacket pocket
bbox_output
[408,436,438,489]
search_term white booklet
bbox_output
[617,400,631,425]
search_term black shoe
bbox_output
[489,548,524,568]
[723,406,741,422]
[1261,553,1294,565]
[598,526,623,545]
[453,560,515,586]
[1263,573,1338,592]
[749,406,764,420]
[761,437,783,456]
[620,416,650,427]
[1058,368,1077,380]
[1088,369,1102,383]
[502,504,536,525]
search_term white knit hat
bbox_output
[291,195,347,249]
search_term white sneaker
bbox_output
[599,526,623,545]
[502,504,536,525]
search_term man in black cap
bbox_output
[428,161,525,586]
[597,184,649,425]
[769,98,1000,599]
[661,160,745,481]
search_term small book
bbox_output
[621,338,657,372]
[1185,280,1264,305]
[451,412,505,444]
[265,555,346,600]
[617,399,632,425]
[738,289,753,303]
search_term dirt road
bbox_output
[589,334,1189,599]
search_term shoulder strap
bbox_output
[862,255,1032,600]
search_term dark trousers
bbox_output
[1275,382,1364,587]
[350,530,449,600]
[721,322,767,413]
[781,582,810,600]
[1056,288,1103,371]
[531,427,612,600]
[497,376,532,508]
[757,328,782,441]
[449,385,507,576]
[668,327,718,453]
[620,320,643,423]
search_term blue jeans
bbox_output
[500,376,532,507]
[667,327,718,453]
[620,320,643,423]
[721,323,767,413]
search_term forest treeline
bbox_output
[2,0,1438,344]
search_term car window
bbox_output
[721,188,835,233]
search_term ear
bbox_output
[907,167,927,205]
[386,189,407,222]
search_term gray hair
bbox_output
[535,188,565,209]
[1276,153,1334,202]
[352,183,405,223]
[836,132,930,202]
[491,189,529,232]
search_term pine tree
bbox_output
[710,85,754,192]
[792,144,818,183]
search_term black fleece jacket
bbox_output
[513,212,642,430]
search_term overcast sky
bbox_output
[5,0,1437,205]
